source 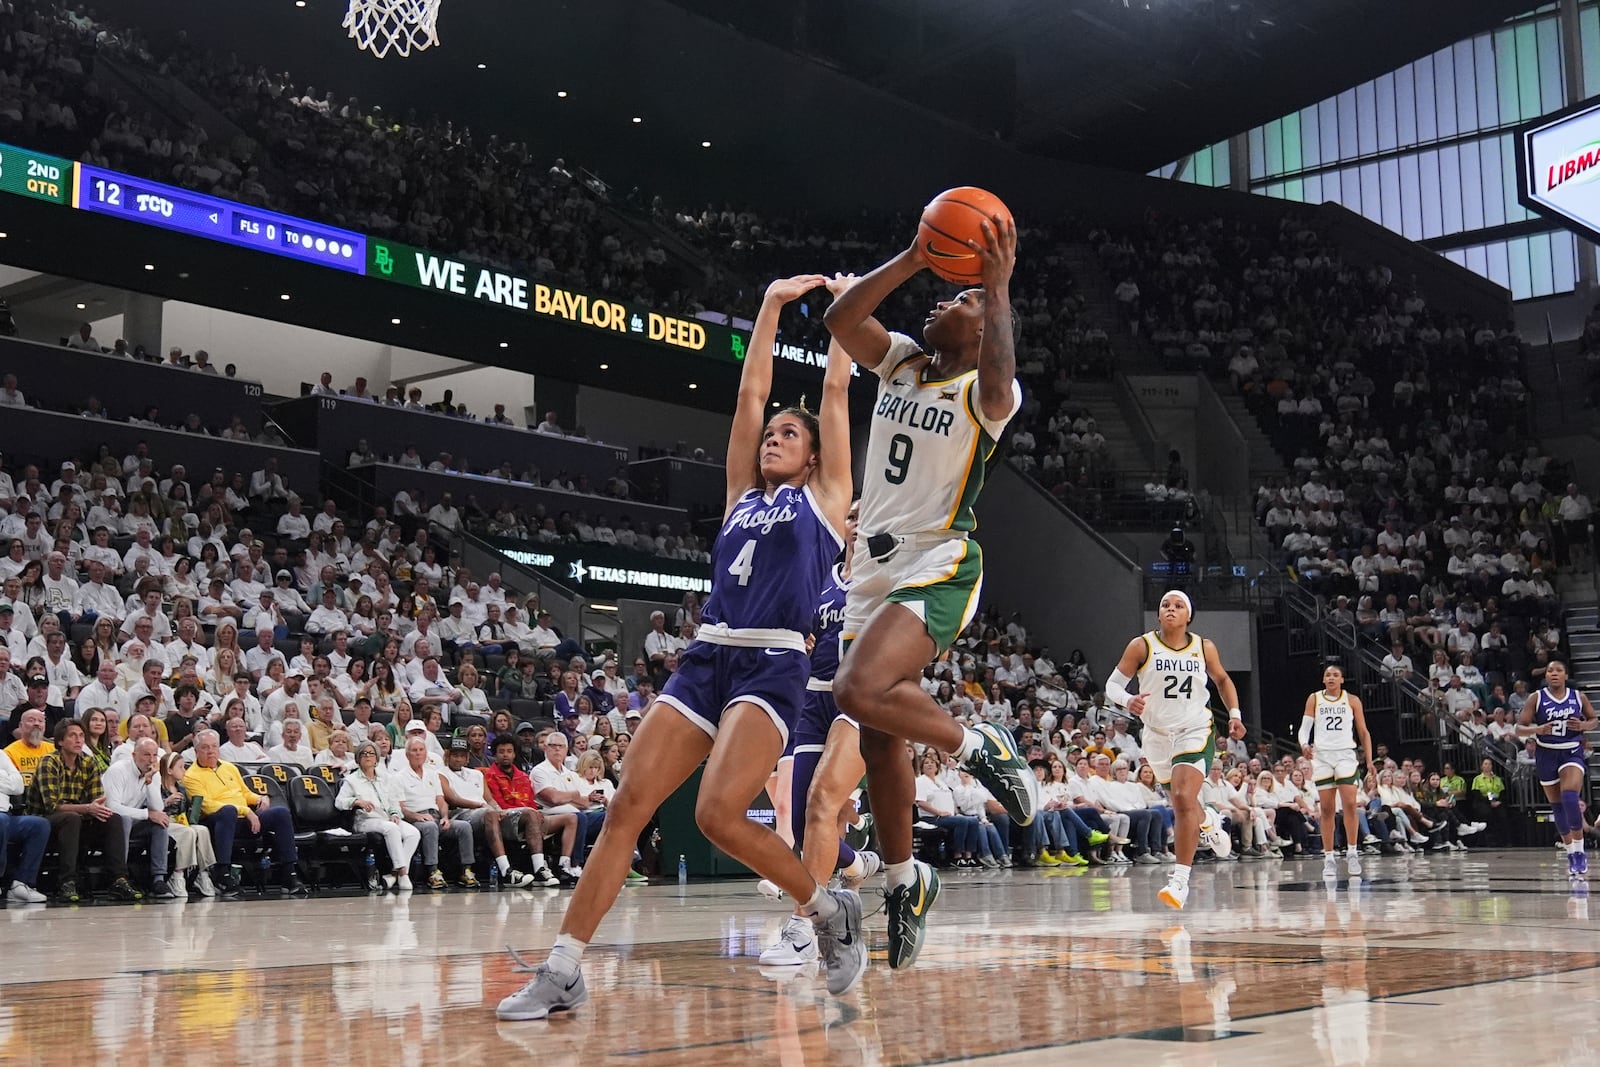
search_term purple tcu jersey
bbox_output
[808,564,851,683]
[702,484,844,636]
[1534,686,1584,749]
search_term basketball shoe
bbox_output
[961,723,1039,826]
[885,860,942,969]
[760,915,819,966]
[812,888,867,995]
[496,954,589,1021]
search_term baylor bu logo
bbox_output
[302,779,319,796]
[272,766,289,782]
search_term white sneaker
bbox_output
[166,874,190,899]
[397,875,413,892]
[1361,834,1380,845]
[382,874,398,891]
[1200,810,1232,859]
[1408,832,1429,845]
[757,878,785,900]
[6,882,46,904]
[496,956,589,1021]
[1158,875,1190,910]
[841,850,882,890]
[1346,852,1362,877]
[759,916,819,965]
[195,869,217,897]
[1459,822,1486,837]
[1323,854,1339,880]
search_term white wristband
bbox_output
[1228,707,1243,720]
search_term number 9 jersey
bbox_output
[1134,630,1211,733]
[855,332,1021,538]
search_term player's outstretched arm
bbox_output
[822,247,925,371]
[971,215,1018,422]
[811,328,854,533]
[727,274,827,515]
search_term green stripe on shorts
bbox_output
[1171,723,1215,771]
[885,540,984,656]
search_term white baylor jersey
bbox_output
[1312,691,1356,752]
[856,333,1022,537]
[1135,630,1211,732]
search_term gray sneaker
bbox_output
[812,888,867,996]
[496,951,589,1020]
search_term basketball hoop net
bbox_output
[343,0,442,58]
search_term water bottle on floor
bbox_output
[489,865,500,891]
[365,851,377,890]
[678,854,687,886]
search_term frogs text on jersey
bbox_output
[1151,656,1203,674]
[726,500,799,536]
[816,602,847,630]
[874,392,958,437]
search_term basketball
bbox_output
[917,187,1014,284]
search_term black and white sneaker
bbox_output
[960,724,1039,826]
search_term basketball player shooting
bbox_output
[824,204,1039,978]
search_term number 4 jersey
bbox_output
[856,333,1022,538]
[702,484,845,642]
[1135,630,1212,732]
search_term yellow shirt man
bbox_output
[3,739,55,788]
[182,759,264,818]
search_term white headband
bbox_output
[1161,590,1193,617]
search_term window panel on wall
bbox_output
[1506,236,1534,300]
[1459,140,1486,230]
[1552,230,1577,295]
[1355,81,1379,156]
[1395,64,1418,149]
[1495,26,1522,126]
[1479,136,1506,228]
[1474,34,1500,132]
[1378,158,1403,232]
[1282,112,1303,175]
[1432,46,1459,139]
[1302,173,1324,204]
[1213,141,1231,188]
[1263,119,1283,178]
[1375,73,1399,152]
[1359,164,1383,225]
[1319,98,1341,163]
[1414,54,1439,142]
[1419,149,1445,239]
[1337,89,1360,160]
[1529,232,1557,297]
[1438,147,1464,235]
[1464,245,1488,279]
[1300,106,1321,170]
[1584,5,1600,97]
[1452,41,1478,134]
[1398,155,1424,239]
[1536,17,1564,112]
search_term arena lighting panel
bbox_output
[1517,94,1600,247]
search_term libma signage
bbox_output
[1517,96,1600,245]
[492,539,711,600]
[0,139,834,373]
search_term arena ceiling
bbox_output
[123,0,1532,202]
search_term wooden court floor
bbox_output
[1,850,1596,1066]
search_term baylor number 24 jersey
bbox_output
[856,333,1022,537]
